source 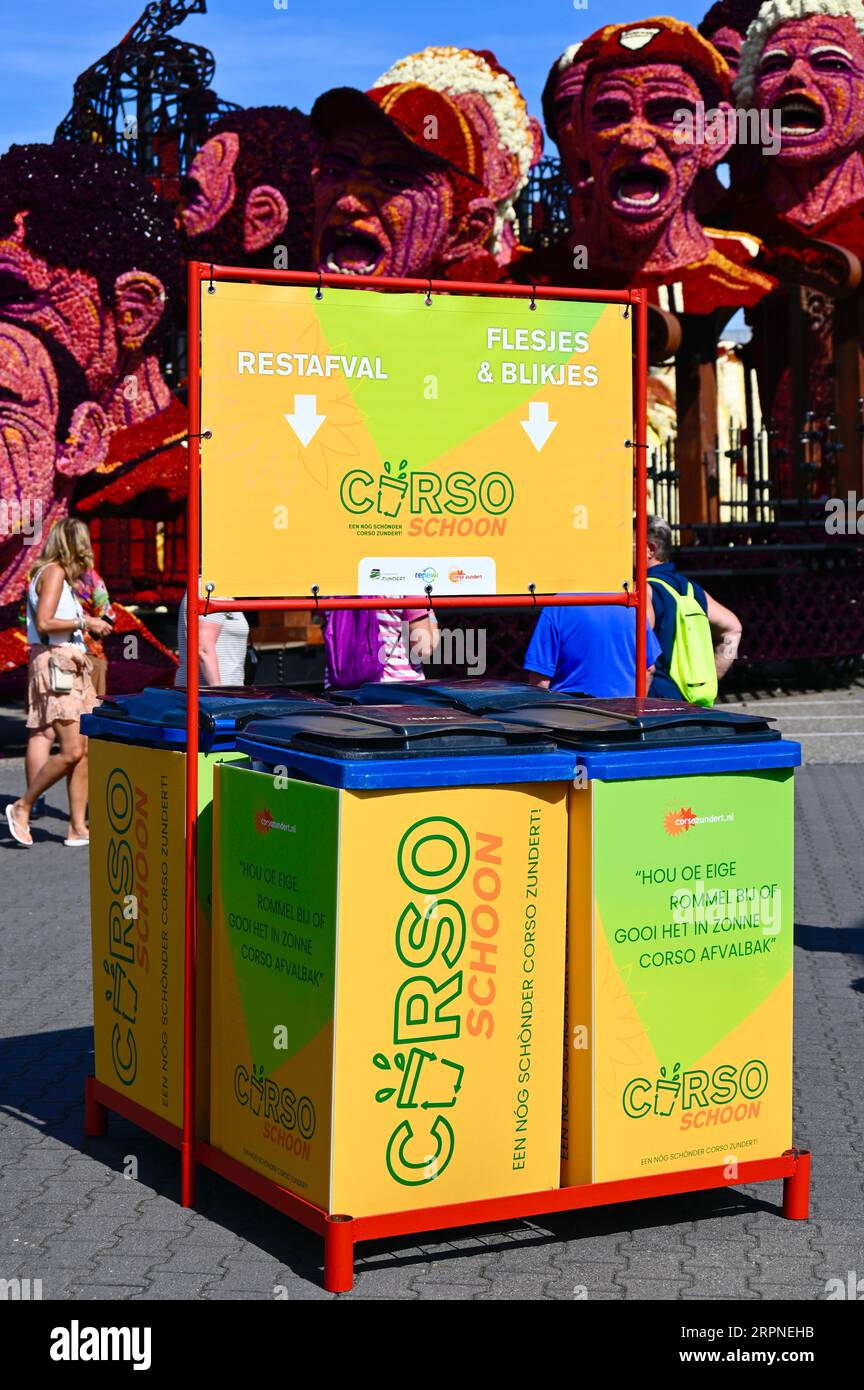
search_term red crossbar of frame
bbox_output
[180,262,649,1220]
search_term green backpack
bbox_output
[649,576,718,707]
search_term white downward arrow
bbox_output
[520,401,558,452]
[284,394,326,446]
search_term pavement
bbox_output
[719,682,864,765]
[0,689,863,1301]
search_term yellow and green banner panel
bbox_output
[200,283,633,597]
[564,768,794,1185]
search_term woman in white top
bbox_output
[5,520,111,847]
[174,593,249,688]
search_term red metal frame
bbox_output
[85,264,789,1296]
[86,1076,810,1294]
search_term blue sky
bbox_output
[0,0,708,153]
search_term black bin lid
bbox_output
[328,679,589,712]
[498,696,780,751]
[241,705,558,760]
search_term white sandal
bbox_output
[64,835,90,847]
[5,804,33,846]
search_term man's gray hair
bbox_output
[647,515,672,561]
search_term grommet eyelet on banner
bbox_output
[182,430,212,449]
[528,582,537,605]
[622,301,630,319]
[315,271,323,301]
[207,265,215,295]
[311,584,320,611]
[529,286,537,312]
[203,581,215,616]
[424,584,433,610]
[424,279,433,307]
[624,439,649,450]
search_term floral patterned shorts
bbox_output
[26,644,98,730]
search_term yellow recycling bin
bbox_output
[209,706,571,1218]
[83,689,318,1140]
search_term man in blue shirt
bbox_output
[524,599,661,697]
[646,515,742,701]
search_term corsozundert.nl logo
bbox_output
[664,806,735,836]
[49,1321,152,1370]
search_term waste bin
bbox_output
[209,706,573,1217]
[83,688,322,1140]
[496,698,801,1187]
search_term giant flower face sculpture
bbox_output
[752,15,864,167]
[0,320,108,603]
[372,47,541,266]
[698,0,764,77]
[571,20,775,309]
[311,85,496,281]
[314,128,456,277]
[0,143,177,418]
[0,215,164,407]
[586,63,718,248]
[180,107,317,268]
[733,2,864,244]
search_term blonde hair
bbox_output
[30,518,94,587]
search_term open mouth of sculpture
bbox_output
[321,225,386,274]
[778,95,824,136]
[611,165,669,214]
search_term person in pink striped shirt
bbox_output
[378,608,439,681]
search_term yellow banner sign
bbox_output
[199,282,633,597]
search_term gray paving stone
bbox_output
[415,1282,490,1299]
[70,1284,149,1300]
[749,1280,826,1300]
[415,1254,491,1282]
[350,1268,432,1296]
[475,1275,553,1299]
[617,1278,694,1299]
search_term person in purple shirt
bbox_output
[523,599,660,697]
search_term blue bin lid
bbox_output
[328,679,590,713]
[572,740,801,780]
[237,704,576,788]
[81,686,325,750]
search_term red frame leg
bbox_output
[324,1215,355,1293]
[84,1075,107,1138]
[181,1142,196,1208]
[782,1148,811,1220]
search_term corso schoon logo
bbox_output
[375,813,502,1187]
[102,766,149,1090]
[340,464,514,524]
[234,1063,316,1158]
[622,1058,768,1126]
